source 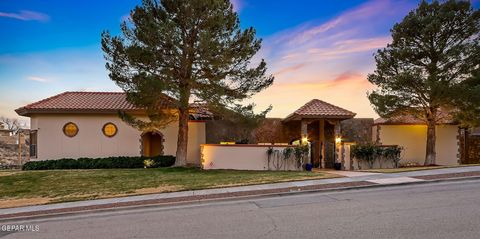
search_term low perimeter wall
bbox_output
[341,144,398,170]
[200,144,301,171]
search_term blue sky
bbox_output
[1,0,479,121]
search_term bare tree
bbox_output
[0,116,25,135]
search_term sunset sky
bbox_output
[1,0,479,122]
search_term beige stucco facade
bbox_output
[201,144,301,171]
[30,114,205,164]
[373,124,459,166]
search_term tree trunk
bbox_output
[175,107,189,166]
[424,119,436,166]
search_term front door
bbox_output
[311,140,321,168]
[141,132,164,157]
[324,142,335,169]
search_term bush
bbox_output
[351,144,402,169]
[22,155,176,170]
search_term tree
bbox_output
[0,116,24,135]
[220,104,271,143]
[368,0,480,165]
[453,68,480,128]
[102,0,274,165]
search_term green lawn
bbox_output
[0,168,337,208]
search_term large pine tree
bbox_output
[101,0,273,165]
[368,0,480,165]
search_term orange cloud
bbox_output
[275,71,373,89]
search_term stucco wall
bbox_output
[341,143,399,170]
[201,144,301,171]
[30,114,205,164]
[186,121,206,165]
[376,124,459,166]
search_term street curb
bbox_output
[1,175,480,222]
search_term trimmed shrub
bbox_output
[351,144,403,169]
[22,155,176,170]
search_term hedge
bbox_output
[22,155,176,170]
[351,144,402,169]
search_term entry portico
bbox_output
[283,99,356,169]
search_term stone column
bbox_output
[334,121,341,165]
[301,119,308,140]
[300,120,311,164]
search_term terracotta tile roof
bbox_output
[283,99,356,122]
[374,111,456,125]
[15,91,216,118]
[15,92,139,116]
[15,91,180,116]
[188,102,214,119]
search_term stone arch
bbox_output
[140,130,165,157]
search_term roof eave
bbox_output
[15,107,29,117]
[15,108,145,117]
[282,113,299,122]
[283,113,356,122]
[373,122,458,126]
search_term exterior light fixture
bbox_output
[335,137,342,144]
[301,136,309,144]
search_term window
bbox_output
[63,122,78,137]
[102,122,118,137]
[30,130,37,158]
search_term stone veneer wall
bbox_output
[464,134,480,164]
[205,118,374,145]
[1,132,31,167]
[205,119,256,144]
[0,142,29,166]
[340,118,374,144]
[0,130,16,144]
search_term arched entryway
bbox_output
[282,99,356,169]
[141,131,164,157]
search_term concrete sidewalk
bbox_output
[1,166,480,220]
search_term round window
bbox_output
[102,123,118,137]
[63,122,79,137]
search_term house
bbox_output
[372,113,461,166]
[16,91,468,170]
[15,92,207,164]
[17,93,364,170]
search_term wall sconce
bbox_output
[335,137,342,144]
[301,135,309,144]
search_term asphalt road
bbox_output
[2,179,480,239]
